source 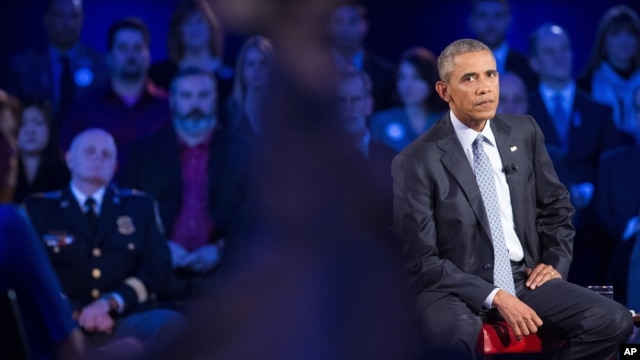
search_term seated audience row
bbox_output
[3,0,640,357]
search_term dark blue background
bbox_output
[1,0,640,86]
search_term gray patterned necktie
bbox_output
[473,134,516,295]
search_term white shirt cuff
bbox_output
[484,288,501,309]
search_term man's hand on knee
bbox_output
[492,290,543,340]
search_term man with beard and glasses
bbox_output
[58,18,171,171]
[120,67,247,304]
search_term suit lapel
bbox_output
[436,116,493,245]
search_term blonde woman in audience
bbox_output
[227,35,277,134]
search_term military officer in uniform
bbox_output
[23,128,184,350]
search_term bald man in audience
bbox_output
[23,128,184,351]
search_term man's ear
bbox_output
[435,81,450,102]
[65,151,73,170]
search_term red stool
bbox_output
[477,321,564,359]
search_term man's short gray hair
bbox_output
[437,39,494,83]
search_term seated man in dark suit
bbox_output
[591,144,640,310]
[6,0,109,133]
[335,67,397,231]
[392,38,632,359]
[120,67,246,301]
[526,23,625,286]
[23,128,184,351]
[326,1,394,111]
[591,88,640,312]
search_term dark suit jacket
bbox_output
[363,51,395,111]
[528,88,622,186]
[592,145,640,244]
[23,186,171,313]
[505,48,538,91]
[369,140,397,231]
[590,145,640,303]
[392,113,574,313]
[6,44,109,122]
[120,125,247,242]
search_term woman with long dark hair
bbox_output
[14,98,69,203]
[369,47,447,152]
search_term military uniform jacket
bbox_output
[24,186,171,313]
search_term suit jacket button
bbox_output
[483,264,493,270]
[91,289,100,298]
[92,268,102,279]
[93,247,101,257]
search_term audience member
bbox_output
[369,47,447,152]
[578,4,640,141]
[591,85,640,310]
[392,38,632,359]
[326,1,394,111]
[497,71,528,114]
[526,23,624,285]
[226,35,277,135]
[0,208,86,360]
[468,0,537,91]
[120,68,246,301]
[6,0,109,133]
[59,18,171,169]
[149,0,234,105]
[147,1,426,358]
[23,128,185,351]
[0,92,145,360]
[335,67,397,232]
[0,91,19,203]
[14,98,70,203]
